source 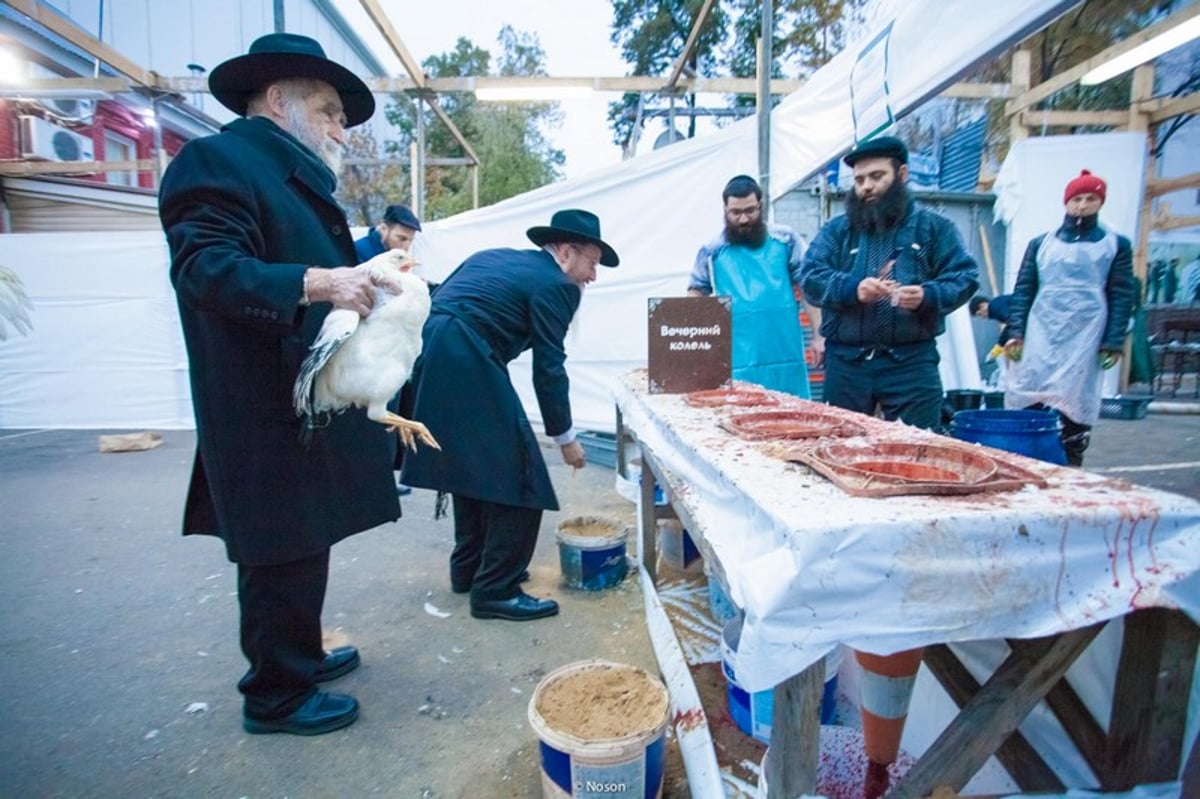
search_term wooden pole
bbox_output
[978,223,999,296]
[757,1,773,216]
[1128,64,1156,391]
[1008,50,1031,146]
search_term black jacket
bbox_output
[159,117,399,565]
[401,248,580,509]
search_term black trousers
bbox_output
[450,495,542,602]
[237,550,329,720]
[823,342,944,430]
[1026,402,1092,466]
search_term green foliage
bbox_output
[373,26,564,221]
[336,128,408,227]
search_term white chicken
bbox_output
[0,265,35,341]
[292,249,440,451]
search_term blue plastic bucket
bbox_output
[556,516,629,591]
[529,660,670,798]
[951,409,1066,465]
[722,616,839,743]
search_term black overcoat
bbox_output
[159,117,399,565]
[400,248,580,510]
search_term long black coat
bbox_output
[401,248,580,510]
[159,117,399,565]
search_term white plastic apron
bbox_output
[1006,231,1116,425]
[712,238,811,398]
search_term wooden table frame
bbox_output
[617,408,1200,798]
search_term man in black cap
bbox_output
[355,203,423,263]
[401,209,619,622]
[800,135,978,429]
[159,33,397,736]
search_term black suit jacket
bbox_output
[401,248,580,509]
[159,117,398,565]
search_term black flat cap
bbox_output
[843,135,908,166]
[383,204,422,231]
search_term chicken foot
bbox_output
[380,412,441,452]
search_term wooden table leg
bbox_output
[887,623,1105,799]
[638,443,657,584]
[764,659,823,798]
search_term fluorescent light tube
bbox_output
[1080,15,1200,85]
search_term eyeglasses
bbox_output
[725,204,762,220]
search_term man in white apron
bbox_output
[1004,169,1136,466]
[688,175,821,398]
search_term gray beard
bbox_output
[284,102,344,176]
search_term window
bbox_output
[103,130,136,186]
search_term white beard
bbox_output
[284,101,344,176]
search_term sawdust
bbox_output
[536,663,668,739]
[558,516,625,538]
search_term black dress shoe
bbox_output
[315,645,360,682]
[243,691,359,735]
[471,591,558,621]
[452,570,531,594]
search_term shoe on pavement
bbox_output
[315,645,360,682]
[470,591,558,621]
[243,691,359,735]
[396,483,413,496]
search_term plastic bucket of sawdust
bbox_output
[528,659,671,799]
[722,614,841,743]
[556,516,629,591]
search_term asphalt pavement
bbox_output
[0,408,1196,798]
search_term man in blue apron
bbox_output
[687,175,820,398]
[1004,170,1135,466]
[801,136,979,429]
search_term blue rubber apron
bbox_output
[711,238,811,398]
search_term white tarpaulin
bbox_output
[0,0,1076,432]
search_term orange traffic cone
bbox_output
[855,647,925,799]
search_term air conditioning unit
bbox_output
[43,97,96,118]
[18,115,95,162]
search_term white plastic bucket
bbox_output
[556,516,630,591]
[722,615,841,743]
[529,659,671,799]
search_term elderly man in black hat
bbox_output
[401,210,619,622]
[159,33,399,736]
[355,203,423,263]
[800,135,979,429]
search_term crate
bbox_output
[577,430,618,468]
[1100,395,1152,420]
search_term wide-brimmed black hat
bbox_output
[527,209,619,267]
[843,135,908,167]
[209,33,375,127]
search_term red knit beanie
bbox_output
[1063,169,1106,204]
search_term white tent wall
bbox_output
[412,0,1078,434]
[0,232,192,430]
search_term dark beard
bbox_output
[725,218,767,248]
[846,179,909,235]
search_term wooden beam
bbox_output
[1007,4,1200,115]
[1153,214,1200,231]
[3,0,159,87]
[923,644,1065,791]
[1128,64,1155,133]
[1142,92,1200,123]
[1018,109,1130,127]
[666,0,717,90]
[1105,609,1200,789]
[940,82,1013,99]
[887,624,1105,799]
[356,0,425,88]
[766,661,823,798]
[1009,50,1031,143]
[0,158,156,176]
[1147,171,1200,197]
[424,96,478,164]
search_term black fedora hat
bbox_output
[527,209,619,267]
[209,33,375,127]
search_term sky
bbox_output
[332,0,640,180]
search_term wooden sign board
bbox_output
[647,296,732,393]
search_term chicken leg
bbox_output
[380,411,441,452]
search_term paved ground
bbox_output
[0,410,1196,798]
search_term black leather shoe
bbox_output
[471,591,558,621]
[315,645,360,682]
[243,692,359,735]
[452,570,530,594]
